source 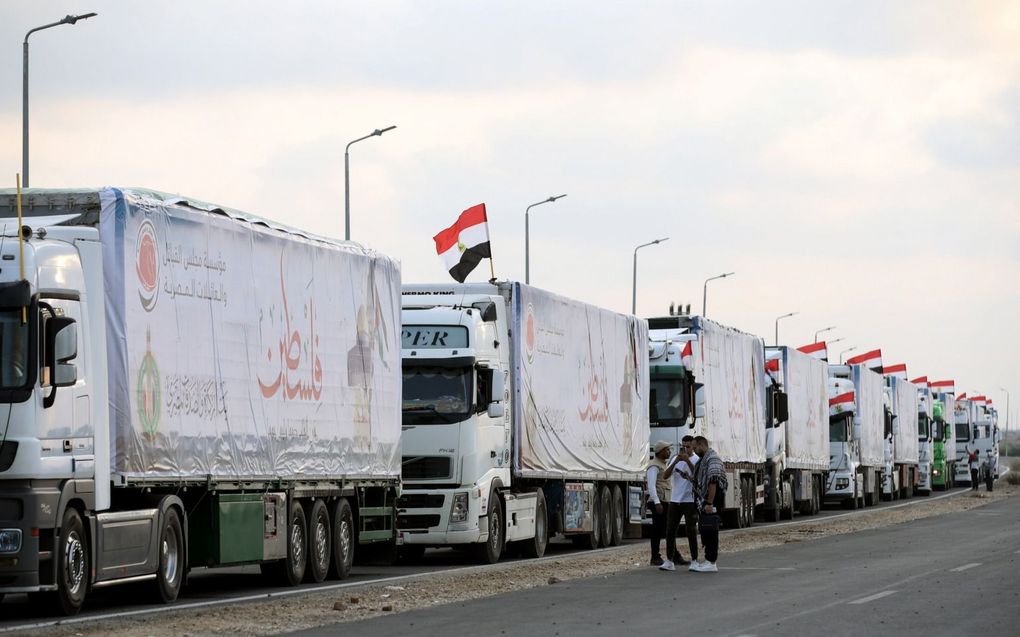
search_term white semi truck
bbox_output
[0,188,402,614]
[882,376,919,499]
[954,398,976,486]
[646,314,769,529]
[397,282,649,563]
[971,399,999,479]
[763,347,828,520]
[825,364,884,508]
[915,384,934,495]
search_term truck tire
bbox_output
[151,508,184,603]
[745,478,755,527]
[263,499,308,586]
[471,496,504,564]
[306,500,331,583]
[780,478,794,520]
[609,485,625,546]
[54,508,88,615]
[598,486,613,548]
[329,499,354,579]
[521,488,548,558]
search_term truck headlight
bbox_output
[932,469,940,477]
[0,529,22,554]
[450,492,469,523]
[835,478,850,490]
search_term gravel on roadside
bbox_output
[10,483,1015,637]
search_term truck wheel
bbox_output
[780,479,794,520]
[522,488,548,558]
[598,486,613,548]
[746,478,755,527]
[329,499,354,579]
[263,499,307,586]
[737,478,749,528]
[574,489,601,550]
[56,508,88,615]
[305,500,331,583]
[152,508,184,603]
[471,496,504,564]
[609,485,625,546]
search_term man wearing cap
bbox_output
[646,441,672,566]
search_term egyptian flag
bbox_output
[883,363,908,380]
[972,395,988,406]
[797,341,828,361]
[680,340,694,371]
[911,376,929,387]
[931,379,954,394]
[957,392,968,401]
[434,204,491,283]
[846,348,883,373]
[830,390,856,416]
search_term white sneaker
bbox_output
[688,560,702,572]
[702,561,718,573]
[658,559,676,571]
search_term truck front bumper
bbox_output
[917,462,931,491]
[824,471,855,501]
[396,488,486,546]
[0,480,62,593]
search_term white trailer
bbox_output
[764,347,829,520]
[826,364,884,508]
[398,282,649,563]
[916,385,934,495]
[885,376,919,499]
[647,314,768,529]
[0,188,402,614]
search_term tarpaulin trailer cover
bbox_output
[854,365,886,467]
[770,347,829,471]
[891,376,920,465]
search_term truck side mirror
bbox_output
[692,383,705,420]
[48,316,78,388]
[481,367,505,419]
[773,391,789,424]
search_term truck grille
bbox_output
[402,456,452,480]
[397,514,441,530]
[397,494,445,509]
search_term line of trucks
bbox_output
[0,188,1002,614]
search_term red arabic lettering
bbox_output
[258,259,323,401]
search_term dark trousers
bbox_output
[665,502,699,562]
[649,505,667,558]
[700,523,719,563]
[970,468,979,489]
[985,471,994,492]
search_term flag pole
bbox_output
[486,211,496,283]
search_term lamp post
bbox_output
[774,311,798,346]
[1001,387,1010,458]
[838,346,856,364]
[632,238,668,314]
[344,125,396,240]
[702,272,734,317]
[524,194,567,284]
[828,337,846,346]
[814,325,836,343]
[23,12,98,188]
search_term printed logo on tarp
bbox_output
[525,303,536,364]
[136,219,160,312]
[136,329,161,441]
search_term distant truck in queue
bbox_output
[646,312,772,529]
[0,188,402,614]
[826,363,885,508]
[930,386,958,490]
[397,282,650,563]
[882,374,919,500]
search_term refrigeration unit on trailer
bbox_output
[398,282,650,563]
[825,364,884,508]
[763,347,828,520]
[646,314,769,529]
[0,188,401,614]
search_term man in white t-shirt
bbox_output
[658,435,700,571]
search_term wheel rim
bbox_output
[536,505,546,548]
[161,526,180,585]
[489,507,501,555]
[291,518,304,565]
[315,517,329,573]
[338,517,352,567]
[64,530,86,596]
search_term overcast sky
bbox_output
[2,1,1018,416]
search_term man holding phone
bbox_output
[659,435,699,571]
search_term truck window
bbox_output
[829,413,851,442]
[955,422,969,442]
[917,415,929,440]
[0,309,29,389]
[932,420,944,442]
[402,366,473,422]
[649,378,685,426]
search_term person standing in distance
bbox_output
[659,435,699,571]
[967,447,979,490]
[690,435,727,573]
[646,441,672,566]
[984,449,997,492]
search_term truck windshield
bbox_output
[649,378,686,426]
[917,415,930,440]
[402,366,473,423]
[829,413,851,442]
[932,420,944,442]
[955,422,969,442]
[0,310,29,390]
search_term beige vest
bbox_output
[647,456,672,503]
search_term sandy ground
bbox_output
[12,481,1016,637]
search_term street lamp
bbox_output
[814,325,836,343]
[838,346,856,364]
[1001,387,1010,458]
[23,12,98,188]
[702,272,734,317]
[632,238,668,314]
[774,311,798,346]
[828,337,846,346]
[344,125,396,240]
[524,194,567,284]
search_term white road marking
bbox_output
[721,567,797,571]
[949,562,982,572]
[848,590,898,604]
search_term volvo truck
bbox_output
[825,364,884,508]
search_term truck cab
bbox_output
[646,316,698,449]
[954,400,974,485]
[916,387,934,494]
[398,284,511,555]
[931,394,956,490]
[826,369,859,506]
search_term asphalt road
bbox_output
[288,490,1020,637]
